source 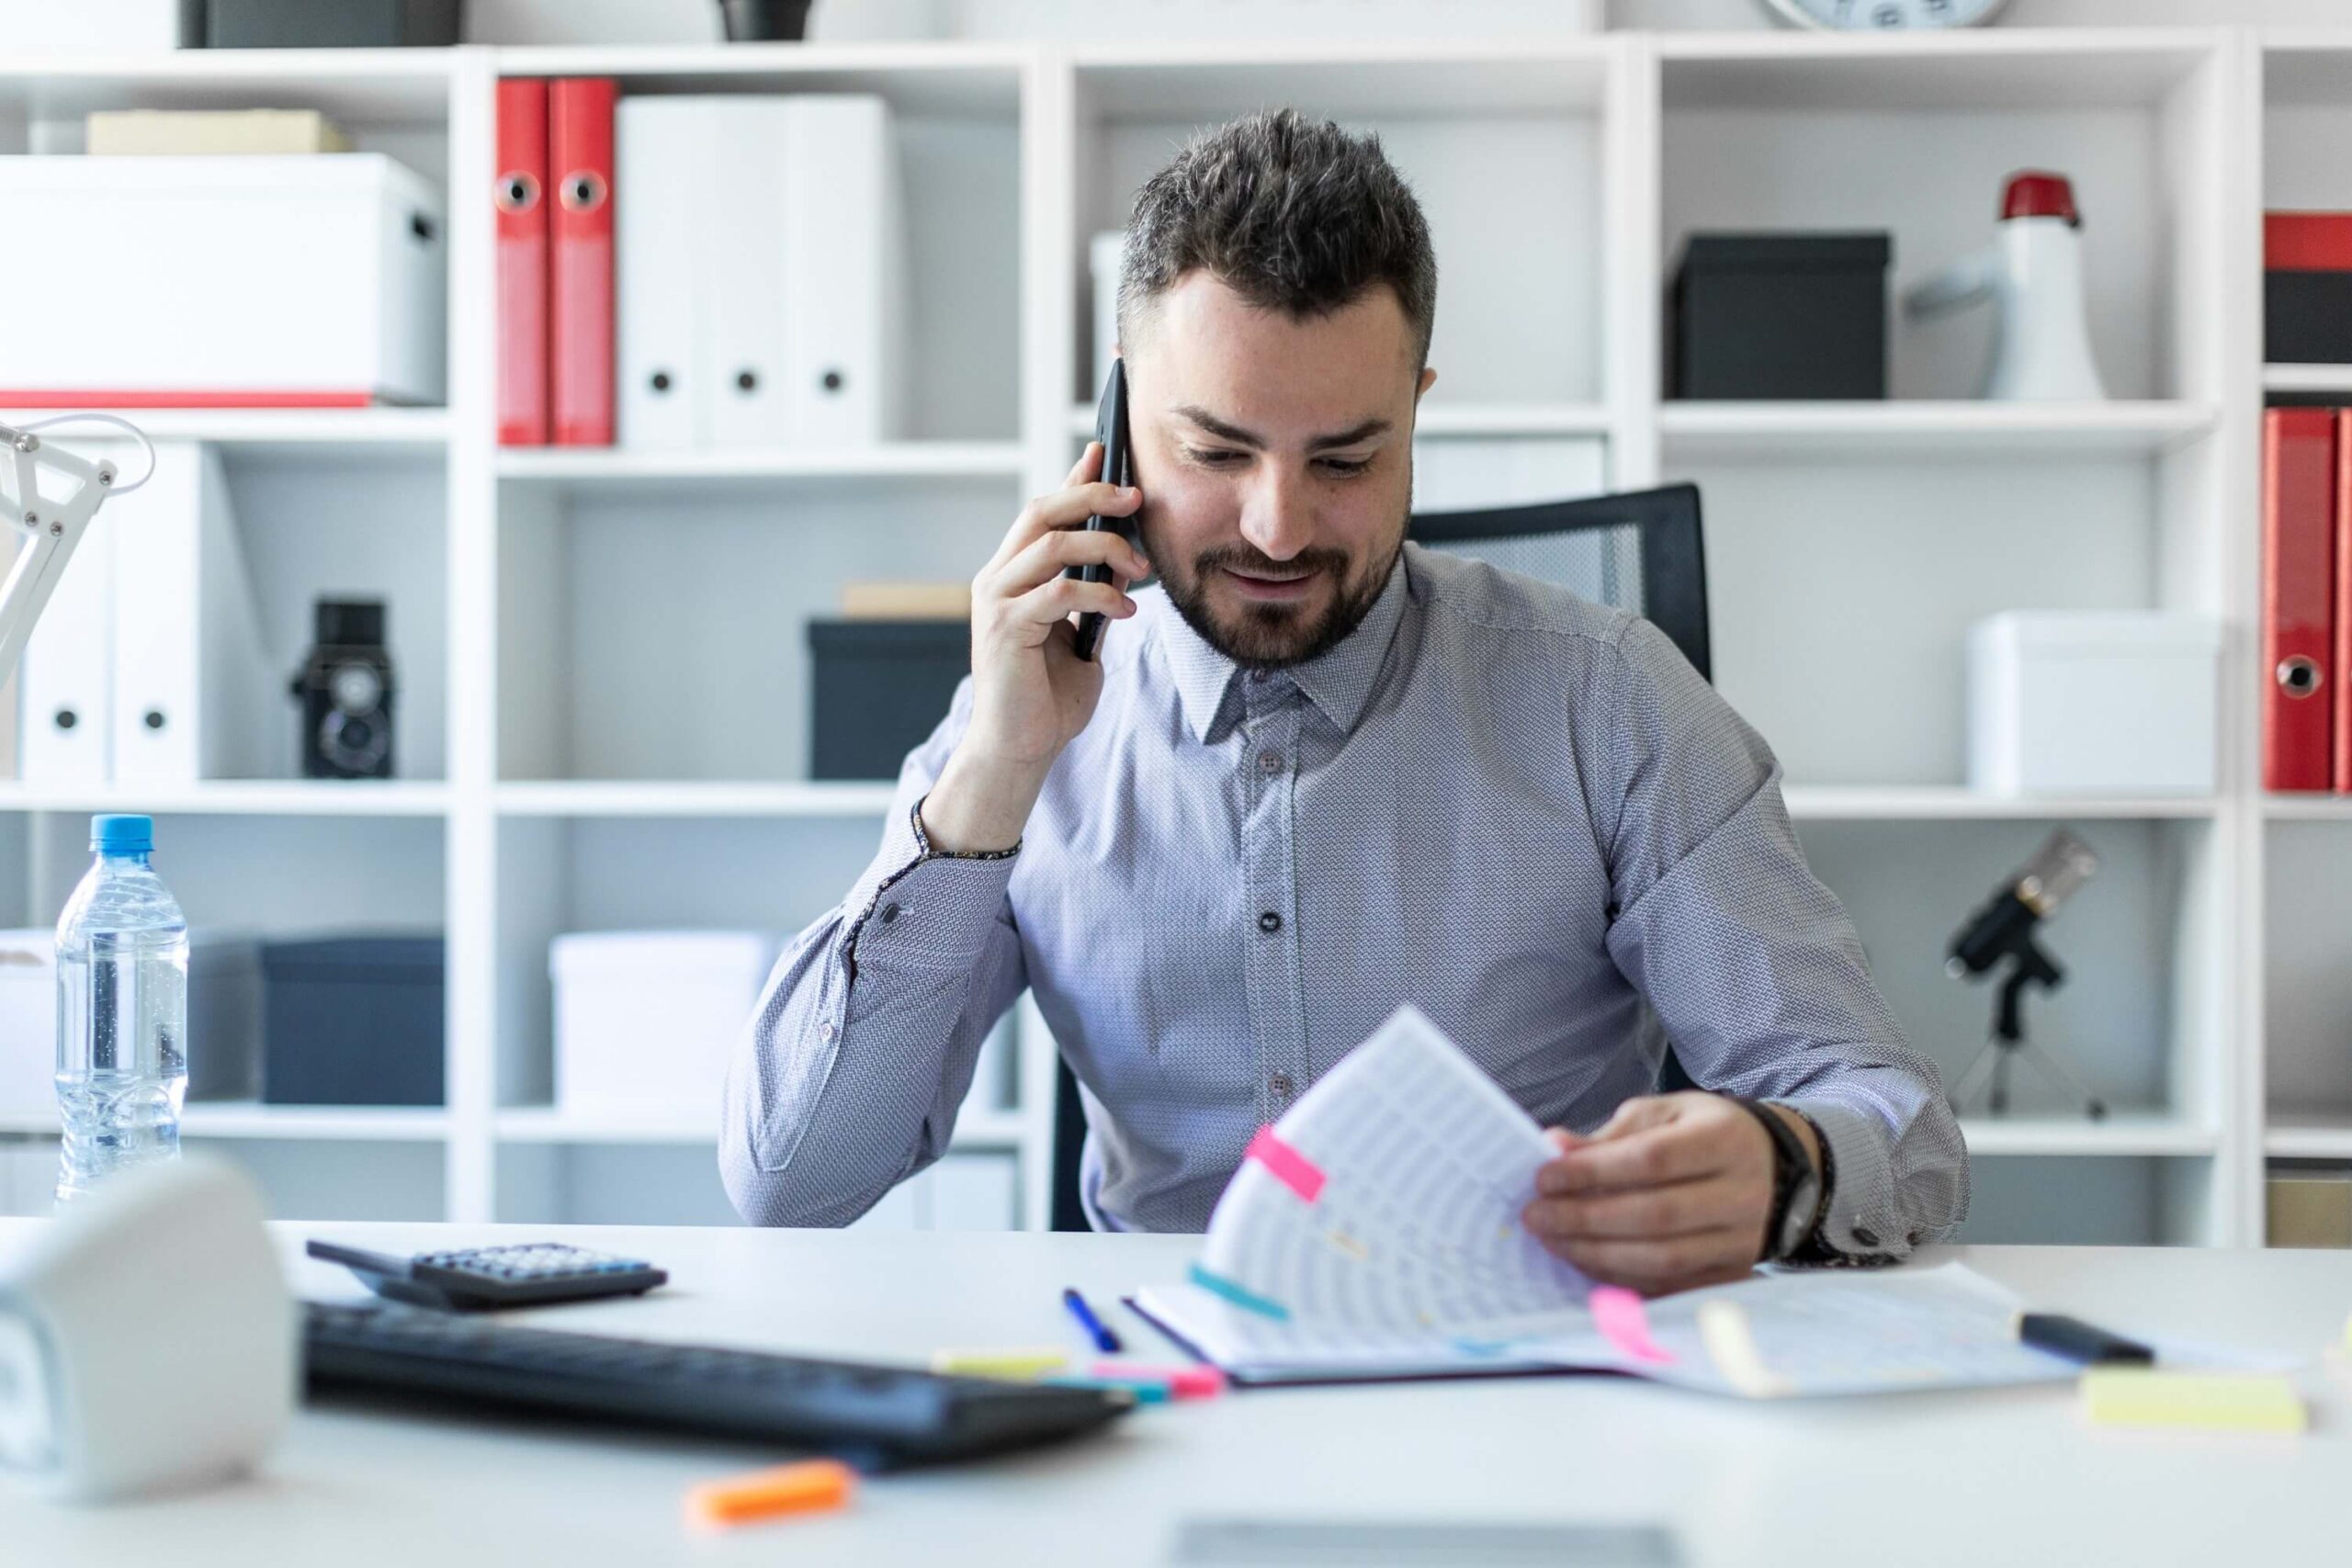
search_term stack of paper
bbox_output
[1135,1006,2083,1399]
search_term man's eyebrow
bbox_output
[1171,404,1394,452]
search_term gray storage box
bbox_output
[808,619,970,782]
[261,935,444,1106]
[193,0,462,48]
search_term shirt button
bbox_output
[1269,1072,1295,1100]
[1246,669,1266,683]
[820,1020,838,1041]
[1852,1225,1880,1248]
[1256,750,1283,776]
[878,902,901,925]
[1257,910,1283,933]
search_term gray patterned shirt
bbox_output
[722,544,1968,1256]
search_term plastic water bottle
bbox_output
[54,815,188,1204]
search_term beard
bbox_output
[1151,526,1405,672]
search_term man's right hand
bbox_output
[918,442,1149,854]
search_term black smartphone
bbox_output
[1067,357,1134,663]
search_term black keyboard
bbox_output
[303,1299,1136,1466]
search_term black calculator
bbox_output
[307,1240,669,1312]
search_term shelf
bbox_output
[495,441,1027,495]
[2262,365,2352,396]
[1960,1113,2218,1158]
[496,781,899,818]
[495,1106,1027,1153]
[2265,1113,2352,1161]
[0,407,449,458]
[1073,43,1611,118]
[0,49,454,120]
[1782,787,2220,822]
[2262,795,2352,821]
[0,1102,449,1142]
[1067,402,1612,442]
[1657,29,2218,111]
[1658,401,2218,461]
[491,42,1024,117]
[0,781,451,818]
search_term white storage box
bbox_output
[0,929,263,1119]
[0,153,446,407]
[551,931,781,1119]
[1966,612,2222,796]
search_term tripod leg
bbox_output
[1989,1042,2011,1115]
[2009,1036,2109,1121]
[1946,1035,2005,1114]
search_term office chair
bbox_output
[1047,484,1712,1231]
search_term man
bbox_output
[722,109,1966,1293]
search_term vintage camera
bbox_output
[290,599,396,779]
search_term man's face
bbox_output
[1123,272,1437,670]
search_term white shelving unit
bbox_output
[0,22,2336,1247]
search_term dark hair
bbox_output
[1118,108,1438,372]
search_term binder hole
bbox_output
[409,212,438,243]
[820,369,845,393]
[650,371,673,394]
[562,172,608,212]
[143,710,166,732]
[495,174,539,214]
[52,708,74,732]
[736,370,759,393]
[2280,656,2324,698]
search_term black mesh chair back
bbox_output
[1047,484,1711,1231]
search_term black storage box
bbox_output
[2265,214,2352,365]
[193,0,462,48]
[1670,232,1892,400]
[261,936,445,1106]
[808,619,971,782]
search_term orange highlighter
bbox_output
[684,1458,856,1530]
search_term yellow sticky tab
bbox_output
[930,1348,1069,1380]
[1697,1300,1794,1400]
[684,1458,855,1529]
[2342,1312,2352,1357]
[2080,1369,2307,1434]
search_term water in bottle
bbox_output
[54,814,188,1203]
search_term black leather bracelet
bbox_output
[1732,1098,1815,1263]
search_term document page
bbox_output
[1145,1005,2084,1398]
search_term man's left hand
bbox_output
[1521,1093,1818,1297]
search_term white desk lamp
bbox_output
[0,414,156,687]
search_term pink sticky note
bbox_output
[1246,1126,1326,1203]
[1590,1285,1675,1365]
[1090,1360,1227,1400]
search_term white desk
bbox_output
[5,1223,2347,1565]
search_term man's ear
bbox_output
[1416,367,1438,399]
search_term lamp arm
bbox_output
[0,417,150,690]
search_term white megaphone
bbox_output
[1904,171,2109,402]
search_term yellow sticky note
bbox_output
[2080,1369,2306,1434]
[1697,1300,1794,1400]
[2341,1312,2352,1356]
[930,1348,1068,1380]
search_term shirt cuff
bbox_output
[1776,1100,1913,1267]
[841,796,1021,976]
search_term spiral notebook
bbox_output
[1128,1007,2077,1398]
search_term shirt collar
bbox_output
[1153,549,1410,744]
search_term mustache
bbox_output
[1192,545,1352,580]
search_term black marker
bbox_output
[1068,357,1134,663]
[2017,1312,2154,1366]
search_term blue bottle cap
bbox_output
[90,815,153,854]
